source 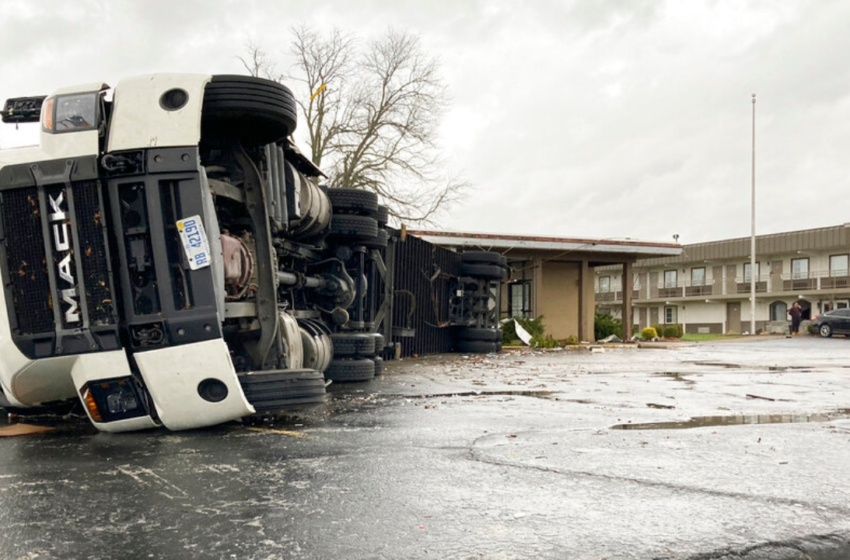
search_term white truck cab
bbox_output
[0,74,386,432]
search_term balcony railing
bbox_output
[821,275,850,289]
[658,278,716,299]
[594,270,850,302]
[735,276,769,294]
[780,271,850,292]
[596,291,621,302]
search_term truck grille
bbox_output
[0,174,118,357]
[73,181,114,326]
[2,188,53,334]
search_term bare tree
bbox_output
[238,41,283,83]
[241,26,468,225]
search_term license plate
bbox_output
[176,215,211,270]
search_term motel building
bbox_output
[594,224,850,335]
[413,223,850,341]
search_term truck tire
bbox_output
[329,215,378,240]
[457,340,499,354]
[370,332,386,352]
[362,228,389,249]
[325,358,376,382]
[372,356,384,376]
[202,75,297,145]
[327,188,379,215]
[238,369,326,411]
[330,333,376,357]
[374,205,389,226]
[459,327,502,342]
[461,251,506,266]
[461,263,507,280]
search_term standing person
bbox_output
[788,301,803,336]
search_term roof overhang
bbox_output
[409,230,682,258]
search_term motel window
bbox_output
[791,258,809,280]
[691,267,705,287]
[663,270,677,288]
[830,254,849,277]
[598,276,610,293]
[665,306,677,324]
[509,281,531,318]
[743,262,760,283]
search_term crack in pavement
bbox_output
[465,432,850,519]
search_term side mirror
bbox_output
[2,96,46,124]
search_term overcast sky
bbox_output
[1,0,848,245]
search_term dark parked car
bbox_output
[811,309,850,337]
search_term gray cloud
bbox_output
[1,0,848,244]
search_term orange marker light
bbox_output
[81,387,103,423]
[41,97,55,132]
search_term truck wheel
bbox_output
[330,333,376,357]
[329,215,378,239]
[202,75,297,145]
[374,205,389,227]
[457,340,499,354]
[370,332,386,352]
[362,228,389,249]
[461,251,506,266]
[461,263,507,280]
[325,358,376,382]
[238,369,326,411]
[459,327,502,342]
[327,188,379,215]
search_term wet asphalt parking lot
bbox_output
[2,335,850,560]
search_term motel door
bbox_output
[726,301,741,334]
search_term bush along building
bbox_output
[595,224,850,335]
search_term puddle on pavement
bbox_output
[398,390,557,400]
[654,372,696,385]
[610,409,850,430]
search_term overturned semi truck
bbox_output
[0,74,507,433]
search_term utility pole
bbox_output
[750,93,756,335]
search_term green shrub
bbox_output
[501,320,518,344]
[562,335,580,345]
[518,316,545,338]
[662,325,679,338]
[531,334,559,348]
[641,327,658,340]
[594,313,623,341]
[502,316,546,345]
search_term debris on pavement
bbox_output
[0,423,57,437]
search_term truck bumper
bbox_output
[134,338,255,431]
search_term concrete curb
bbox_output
[637,341,696,349]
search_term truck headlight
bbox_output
[80,377,147,423]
